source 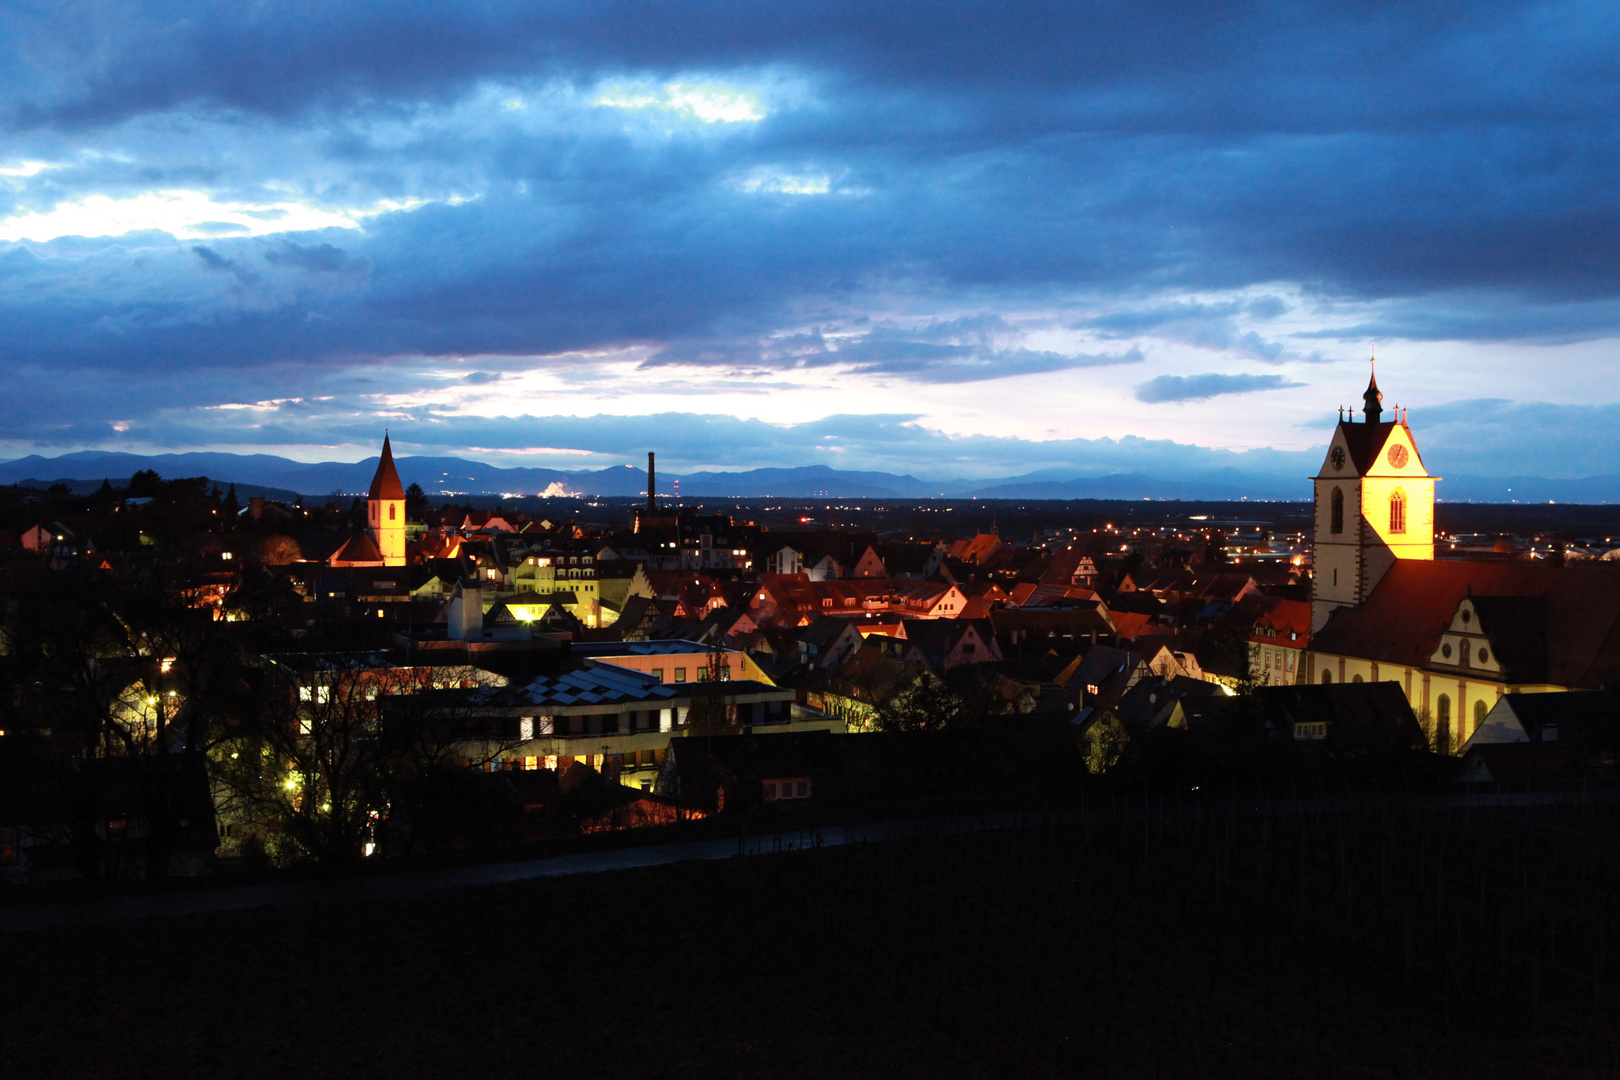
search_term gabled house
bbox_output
[1104,674,1227,736]
[1459,690,1615,753]
[1250,682,1426,760]
[794,616,867,670]
[895,580,969,618]
[902,619,1002,675]
[1249,597,1311,686]
[851,545,887,578]
[1063,645,1150,712]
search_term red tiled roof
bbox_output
[1249,597,1311,646]
[329,531,384,565]
[1110,611,1152,640]
[1312,559,1620,688]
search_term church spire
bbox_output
[369,433,405,501]
[1362,359,1383,424]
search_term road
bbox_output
[1,785,1608,931]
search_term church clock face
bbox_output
[1330,446,1346,470]
[1388,444,1409,469]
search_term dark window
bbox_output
[602,714,619,734]
[1330,487,1344,534]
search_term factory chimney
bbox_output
[647,452,656,512]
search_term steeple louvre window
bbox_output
[1330,488,1344,535]
[1389,489,1407,535]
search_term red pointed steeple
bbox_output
[369,434,405,501]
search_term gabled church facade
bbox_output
[1311,367,1434,632]
[1305,369,1620,749]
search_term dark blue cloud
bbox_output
[641,317,1143,382]
[0,1,1617,468]
[1135,373,1304,403]
[263,241,368,274]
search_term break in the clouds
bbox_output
[1,1,1619,481]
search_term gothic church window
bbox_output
[1389,489,1406,534]
[1330,487,1344,534]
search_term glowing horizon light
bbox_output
[0,189,434,243]
[595,82,765,124]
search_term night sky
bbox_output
[3,2,1619,482]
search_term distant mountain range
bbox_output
[1,450,1616,504]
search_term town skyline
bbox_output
[3,3,1620,483]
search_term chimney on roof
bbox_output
[647,452,656,513]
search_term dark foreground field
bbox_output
[6,799,1620,1079]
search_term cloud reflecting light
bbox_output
[595,82,765,123]
[0,190,434,242]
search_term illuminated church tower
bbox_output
[367,434,406,567]
[1311,364,1436,632]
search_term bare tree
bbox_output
[216,661,518,865]
[0,558,255,878]
[874,673,964,733]
[685,638,737,736]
